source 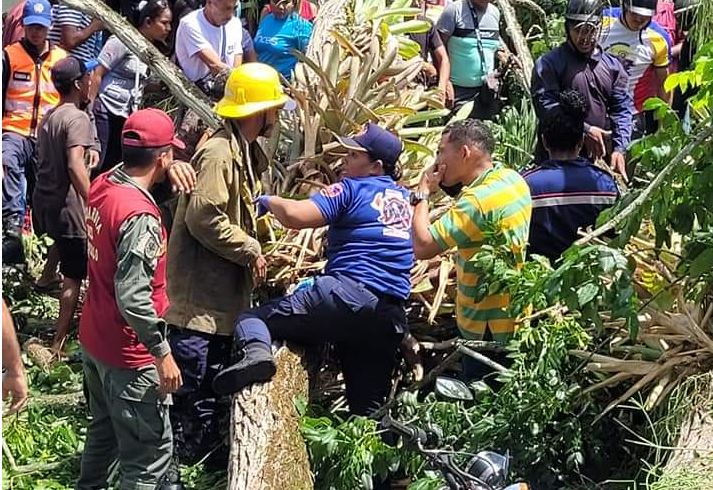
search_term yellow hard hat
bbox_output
[214,63,295,119]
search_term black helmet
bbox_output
[465,451,510,487]
[565,0,603,24]
[623,0,657,16]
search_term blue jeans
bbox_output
[168,328,232,465]
[236,274,405,415]
[93,98,126,176]
[2,131,35,227]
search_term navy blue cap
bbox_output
[336,123,403,168]
[23,0,53,27]
[51,56,100,87]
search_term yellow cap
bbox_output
[214,63,295,119]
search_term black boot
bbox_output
[212,341,276,396]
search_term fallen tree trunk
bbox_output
[227,345,313,490]
[494,0,534,88]
[59,0,219,130]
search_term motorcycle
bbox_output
[381,376,530,490]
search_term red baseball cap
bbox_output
[122,108,186,150]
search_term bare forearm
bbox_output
[198,49,229,74]
[267,196,325,229]
[68,159,90,201]
[2,303,23,375]
[413,200,436,259]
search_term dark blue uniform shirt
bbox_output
[310,176,414,299]
[531,43,634,153]
[522,158,619,263]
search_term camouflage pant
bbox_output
[78,351,172,490]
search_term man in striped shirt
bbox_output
[412,119,532,344]
[49,5,103,63]
[523,90,619,264]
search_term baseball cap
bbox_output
[23,0,53,27]
[51,56,100,87]
[122,108,186,150]
[335,123,403,169]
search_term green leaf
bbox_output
[576,283,599,306]
[689,248,713,278]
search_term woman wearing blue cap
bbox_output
[212,123,414,416]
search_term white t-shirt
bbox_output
[175,9,243,82]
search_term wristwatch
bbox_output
[410,190,430,206]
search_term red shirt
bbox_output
[79,173,169,369]
[2,1,25,48]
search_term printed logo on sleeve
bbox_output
[320,183,344,198]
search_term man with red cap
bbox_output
[77,108,194,490]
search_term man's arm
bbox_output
[608,58,633,153]
[2,300,28,414]
[196,48,230,74]
[66,145,90,201]
[3,49,10,114]
[114,214,182,394]
[436,2,456,49]
[655,66,672,104]
[530,54,561,119]
[413,167,446,260]
[261,196,326,229]
[60,18,103,51]
[183,155,261,266]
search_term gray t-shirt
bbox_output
[437,1,501,87]
[97,35,149,118]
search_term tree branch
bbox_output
[494,0,534,87]
[60,0,220,129]
[575,124,713,246]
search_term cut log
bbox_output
[494,0,534,88]
[59,0,219,130]
[227,345,313,490]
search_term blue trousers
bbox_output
[168,328,232,466]
[2,131,35,227]
[236,274,405,416]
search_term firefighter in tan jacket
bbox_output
[164,62,294,475]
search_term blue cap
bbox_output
[23,0,53,27]
[336,123,403,168]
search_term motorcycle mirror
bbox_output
[435,376,474,401]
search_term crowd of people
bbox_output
[1,0,697,487]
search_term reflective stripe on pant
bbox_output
[78,351,172,490]
[236,274,405,416]
[2,131,34,226]
[167,328,232,465]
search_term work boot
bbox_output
[212,341,276,395]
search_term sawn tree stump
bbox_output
[227,345,313,490]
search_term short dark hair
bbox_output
[122,142,171,168]
[54,79,75,96]
[443,119,495,155]
[541,89,588,152]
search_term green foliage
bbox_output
[301,410,411,489]
[491,98,538,171]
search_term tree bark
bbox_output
[494,0,534,88]
[59,0,220,130]
[227,345,313,490]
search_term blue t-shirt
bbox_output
[310,176,414,299]
[254,13,313,80]
[522,158,619,263]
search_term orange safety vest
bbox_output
[2,42,66,138]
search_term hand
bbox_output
[88,149,100,170]
[3,369,28,415]
[155,353,183,395]
[50,335,67,358]
[421,61,438,78]
[167,160,196,194]
[251,254,267,284]
[445,82,454,109]
[610,151,628,183]
[419,164,443,194]
[255,195,271,218]
[399,333,423,382]
[584,126,611,160]
[89,18,104,33]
